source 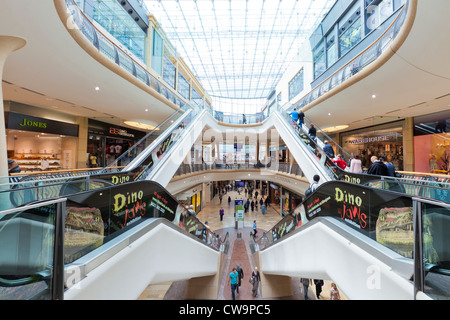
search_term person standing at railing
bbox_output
[242,114,247,124]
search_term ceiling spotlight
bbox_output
[328,113,331,116]
[372,94,376,99]
[145,108,149,112]
[95,86,100,91]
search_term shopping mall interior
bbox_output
[0,0,449,302]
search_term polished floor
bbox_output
[138,189,346,300]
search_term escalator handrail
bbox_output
[100,106,192,173]
[254,179,449,254]
[124,108,198,174]
[276,107,450,193]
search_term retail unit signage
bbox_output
[6,112,79,137]
[88,119,145,140]
[346,135,392,144]
[109,127,135,138]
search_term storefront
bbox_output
[87,119,147,168]
[175,184,203,214]
[281,187,303,216]
[5,111,79,173]
[340,121,404,171]
[413,110,450,174]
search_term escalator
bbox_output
[251,180,450,300]
[0,179,229,300]
[1,105,208,210]
[272,107,450,203]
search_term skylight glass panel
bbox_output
[144,0,336,113]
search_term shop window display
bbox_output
[341,126,404,171]
[414,111,450,174]
[7,131,77,173]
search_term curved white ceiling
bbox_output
[0,0,176,129]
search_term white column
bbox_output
[0,36,26,180]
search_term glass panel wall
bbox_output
[339,17,362,57]
[326,36,338,67]
[414,110,450,175]
[92,0,146,63]
[163,56,176,89]
[151,28,163,75]
[178,72,190,100]
[191,88,203,109]
[421,202,450,300]
[313,42,326,79]
[288,69,304,101]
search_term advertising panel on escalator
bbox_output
[64,181,179,263]
[303,181,416,259]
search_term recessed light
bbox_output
[372,94,376,99]
[145,109,149,112]
[328,113,331,116]
[95,86,100,91]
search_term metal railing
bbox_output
[0,197,67,300]
[288,2,409,112]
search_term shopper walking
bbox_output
[228,268,239,300]
[236,264,244,295]
[250,267,261,297]
[314,279,324,299]
[330,282,341,300]
[300,278,311,300]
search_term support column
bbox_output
[76,116,88,169]
[403,117,415,172]
[0,36,26,180]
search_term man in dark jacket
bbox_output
[308,124,317,142]
[236,264,244,295]
[298,109,305,127]
[323,140,335,159]
[367,156,389,176]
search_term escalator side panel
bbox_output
[64,220,220,300]
[259,217,415,300]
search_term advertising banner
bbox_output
[303,181,416,259]
[235,199,244,229]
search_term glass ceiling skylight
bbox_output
[144,0,336,113]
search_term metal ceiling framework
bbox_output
[145,0,336,114]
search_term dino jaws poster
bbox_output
[305,181,369,231]
[303,181,418,259]
[67,181,179,236]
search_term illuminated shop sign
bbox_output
[6,112,79,137]
[346,135,391,144]
[109,127,135,138]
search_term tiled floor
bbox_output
[138,189,347,300]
